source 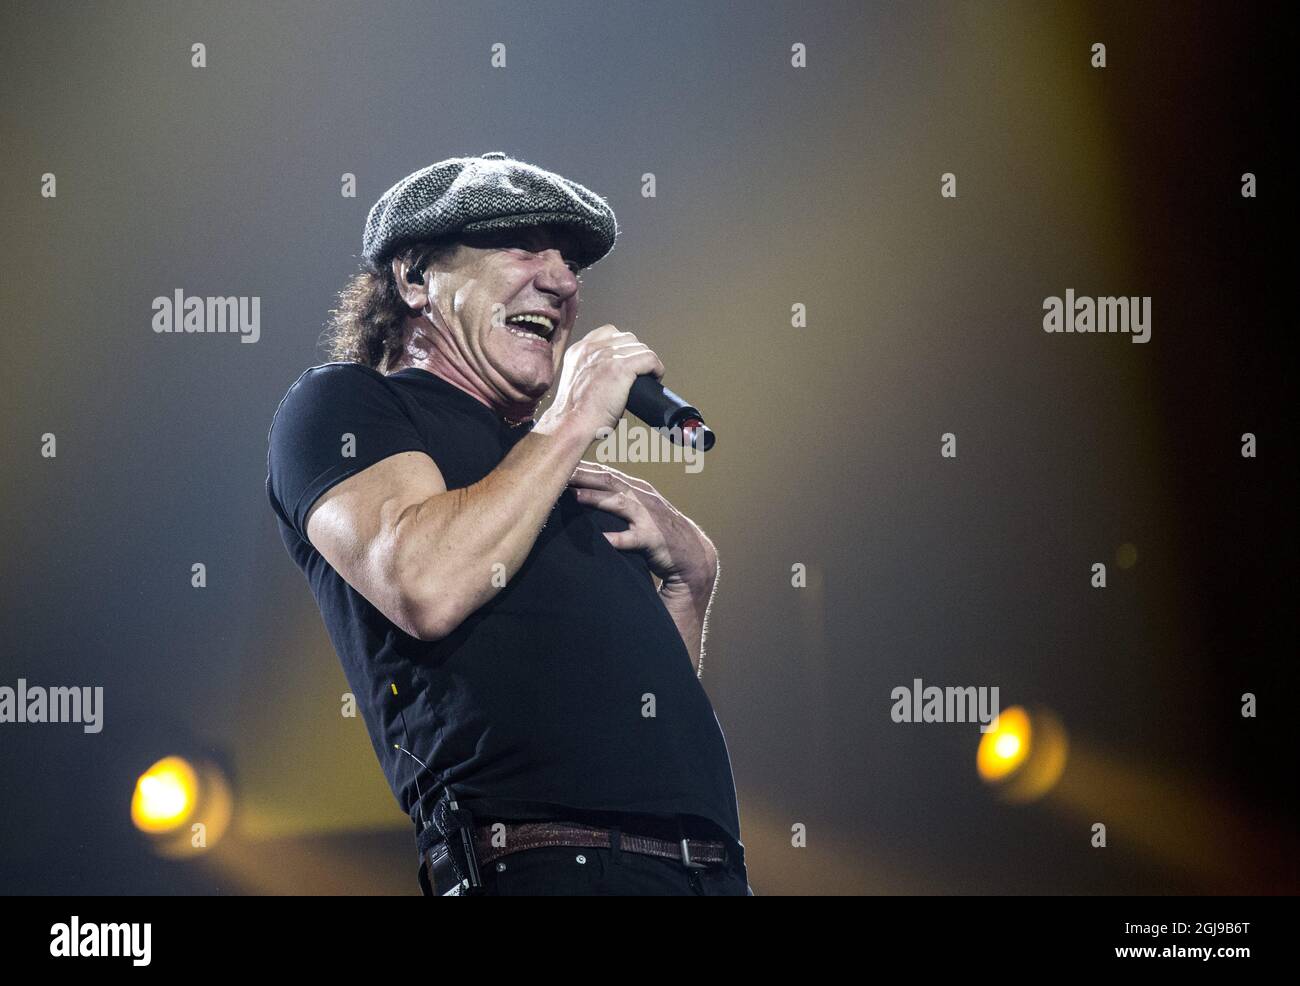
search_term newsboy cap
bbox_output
[362,151,619,271]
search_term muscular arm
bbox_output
[304,414,591,641]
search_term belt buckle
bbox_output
[679,837,708,870]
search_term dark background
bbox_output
[1,1,1294,894]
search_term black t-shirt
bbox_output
[265,362,742,851]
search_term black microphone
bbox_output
[626,375,716,451]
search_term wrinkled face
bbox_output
[416,224,583,408]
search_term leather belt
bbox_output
[475,820,729,868]
[425,820,729,895]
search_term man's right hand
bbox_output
[539,325,665,439]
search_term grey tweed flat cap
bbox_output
[362,151,619,270]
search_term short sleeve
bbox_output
[266,363,429,543]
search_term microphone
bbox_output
[626,375,716,451]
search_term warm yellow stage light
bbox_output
[977,705,1069,801]
[978,707,1032,782]
[131,756,198,833]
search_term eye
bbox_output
[504,238,580,275]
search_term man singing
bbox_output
[266,152,749,895]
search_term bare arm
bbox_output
[305,414,590,641]
[304,326,665,642]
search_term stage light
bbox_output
[995,732,1021,760]
[977,705,1068,802]
[978,707,1031,782]
[131,756,197,833]
[130,754,233,857]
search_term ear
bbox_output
[391,256,428,310]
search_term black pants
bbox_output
[477,843,753,896]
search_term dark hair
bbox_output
[322,239,458,373]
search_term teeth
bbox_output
[507,327,550,346]
[506,313,556,338]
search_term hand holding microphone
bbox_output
[541,325,715,450]
[626,375,715,452]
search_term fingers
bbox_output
[610,344,665,380]
[567,467,614,490]
[572,487,639,518]
[570,461,658,497]
[602,529,638,551]
[586,326,666,380]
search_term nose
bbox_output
[534,249,580,299]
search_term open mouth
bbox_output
[503,312,557,344]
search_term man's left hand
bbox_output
[568,460,717,590]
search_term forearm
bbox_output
[393,414,590,637]
[659,565,719,676]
